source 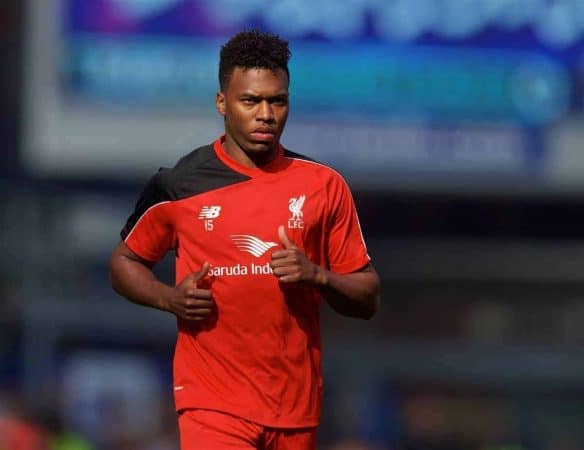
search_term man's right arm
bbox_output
[109,241,214,321]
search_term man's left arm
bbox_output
[271,226,380,319]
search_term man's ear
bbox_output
[216,91,226,116]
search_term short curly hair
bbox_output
[219,29,291,90]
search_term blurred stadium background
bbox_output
[3,0,584,449]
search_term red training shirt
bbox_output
[121,136,370,428]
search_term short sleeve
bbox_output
[326,173,370,274]
[120,171,176,262]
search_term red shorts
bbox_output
[178,409,317,450]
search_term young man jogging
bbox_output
[110,29,380,450]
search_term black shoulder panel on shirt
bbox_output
[166,144,252,199]
[283,148,317,163]
[121,144,251,240]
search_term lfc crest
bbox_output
[288,195,305,229]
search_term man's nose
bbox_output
[256,100,274,121]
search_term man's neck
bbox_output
[222,136,278,169]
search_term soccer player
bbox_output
[109,29,380,450]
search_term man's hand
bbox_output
[164,262,215,321]
[271,226,327,286]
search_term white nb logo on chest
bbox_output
[199,206,221,231]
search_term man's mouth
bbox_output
[250,128,276,141]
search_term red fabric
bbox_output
[178,409,316,450]
[125,137,370,427]
[0,418,48,450]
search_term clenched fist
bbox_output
[271,226,327,286]
[164,262,216,322]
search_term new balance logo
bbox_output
[199,206,221,219]
[199,206,221,231]
[231,235,278,258]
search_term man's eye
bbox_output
[242,98,256,104]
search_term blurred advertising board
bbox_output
[22,0,584,194]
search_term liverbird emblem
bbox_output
[288,195,306,229]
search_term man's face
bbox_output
[216,67,289,164]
